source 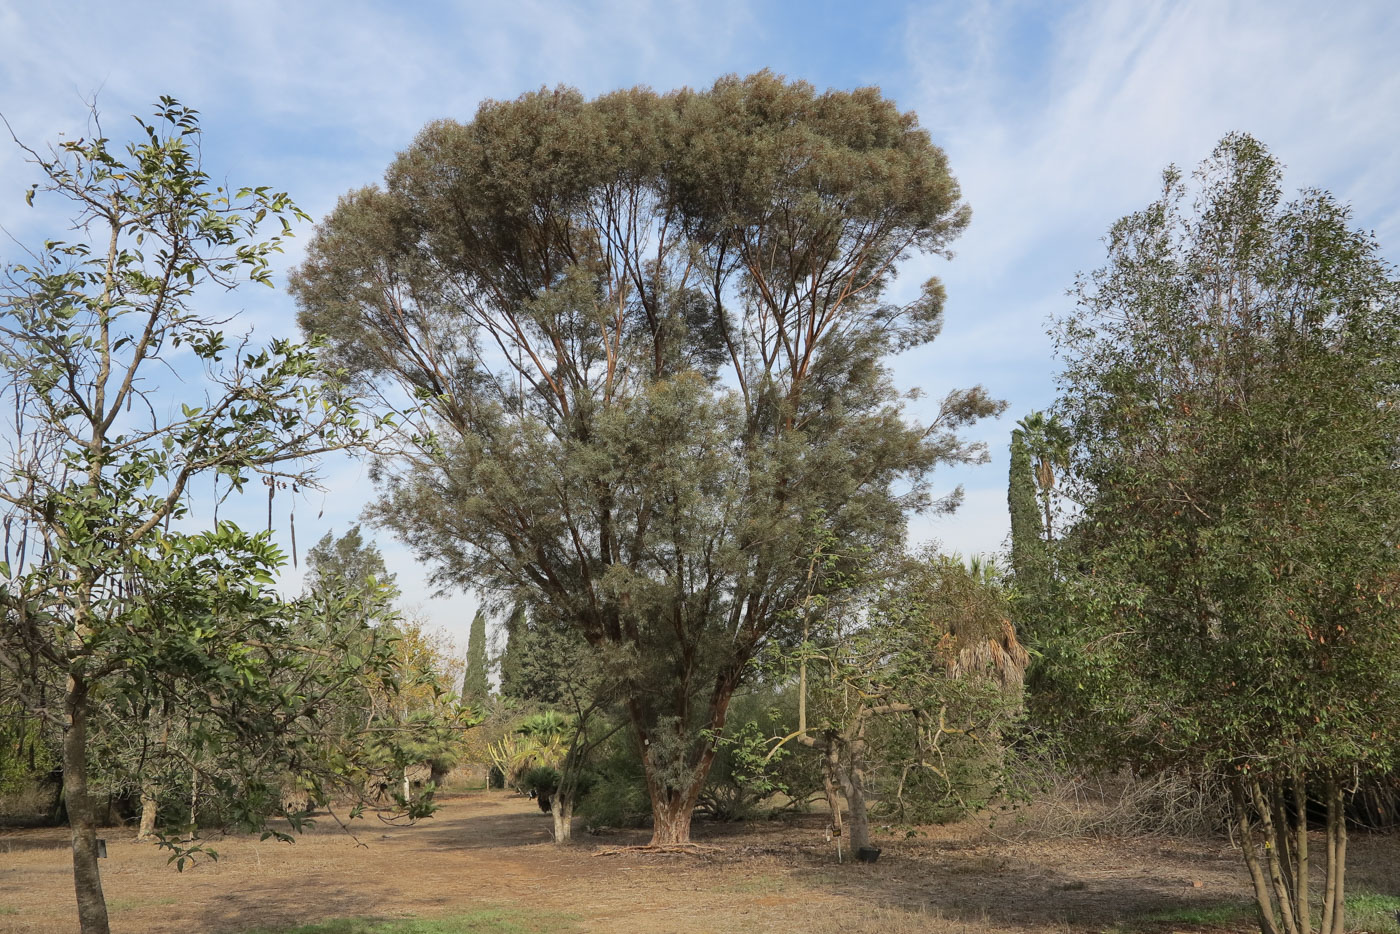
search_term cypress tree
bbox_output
[461,609,490,704]
[1008,427,1048,639]
[498,602,527,700]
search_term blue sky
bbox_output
[3,0,1398,648]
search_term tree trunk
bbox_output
[1231,778,1281,934]
[819,734,844,846]
[835,726,872,852]
[1329,780,1347,934]
[137,786,157,841]
[629,689,730,846]
[844,768,871,852]
[188,763,198,831]
[648,791,696,845]
[1292,774,1309,934]
[1251,779,1300,934]
[551,793,574,844]
[63,678,110,934]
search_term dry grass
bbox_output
[1,790,1396,934]
[1000,763,1227,840]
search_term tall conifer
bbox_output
[462,609,490,704]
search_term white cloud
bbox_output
[893,0,1400,559]
[3,0,1397,611]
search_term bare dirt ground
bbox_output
[1,792,1396,934]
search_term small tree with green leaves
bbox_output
[0,100,385,934]
[782,549,1027,853]
[1044,134,1400,934]
[305,527,471,804]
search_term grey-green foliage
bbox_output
[291,72,1003,842]
[1043,133,1400,934]
[305,525,396,599]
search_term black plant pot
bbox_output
[856,846,881,863]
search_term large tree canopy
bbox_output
[1042,133,1400,934]
[293,72,1002,843]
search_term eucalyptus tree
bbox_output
[1044,134,1400,934]
[293,72,1002,844]
[0,100,383,934]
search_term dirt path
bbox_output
[1,793,1395,933]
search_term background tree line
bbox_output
[7,75,1400,934]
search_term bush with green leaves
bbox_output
[1043,133,1400,934]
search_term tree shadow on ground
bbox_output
[193,881,418,934]
[0,827,70,853]
[687,813,1257,930]
[388,795,561,851]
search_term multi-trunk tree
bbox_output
[785,549,1026,853]
[292,73,1002,844]
[1043,133,1400,934]
[0,101,387,934]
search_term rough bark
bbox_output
[631,687,728,845]
[63,679,110,934]
[137,787,157,841]
[647,787,699,846]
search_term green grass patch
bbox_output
[1348,891,1400,934]
[0,906,18,916]
[248,908,581,934]
[1142,902,1254,925]
[1119,892,1400,933]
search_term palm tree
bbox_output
[1016,411,1070,541]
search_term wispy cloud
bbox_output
[894,0,1400,558]
[3,0,1397,633]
